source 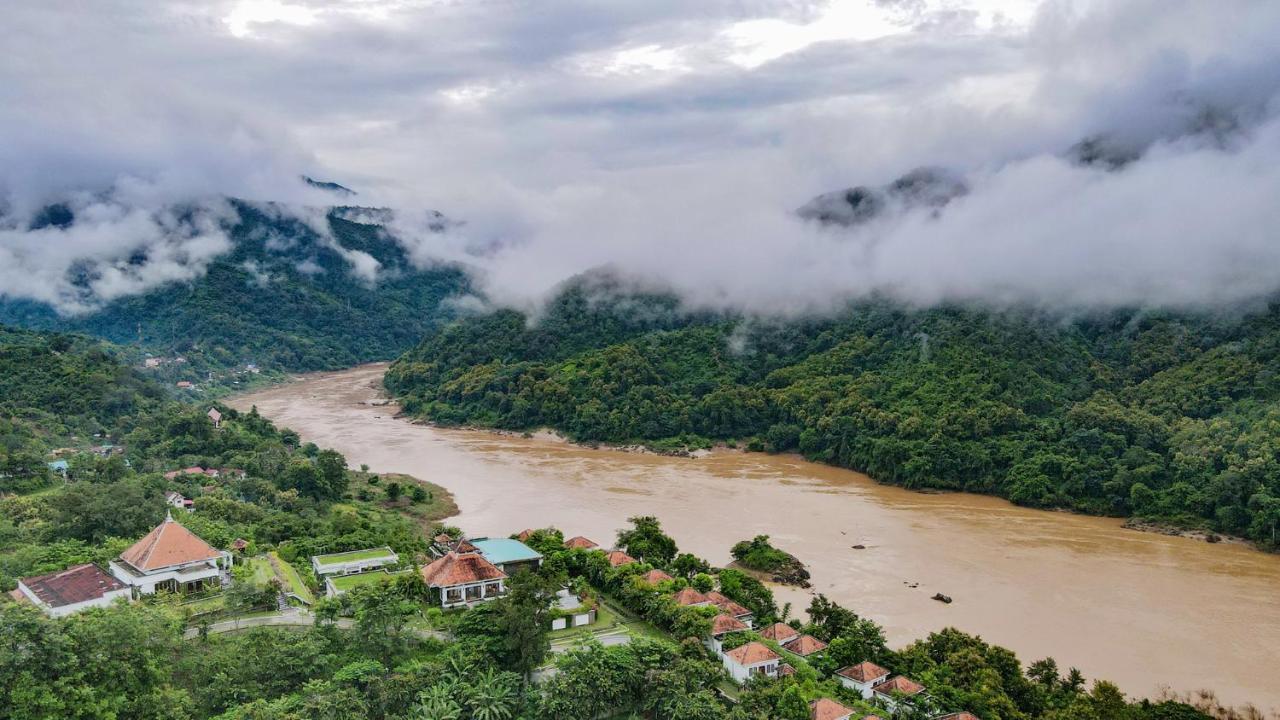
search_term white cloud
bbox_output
[3,0,1280,316]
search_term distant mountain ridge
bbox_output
[0,198,471,372]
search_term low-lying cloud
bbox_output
[3,0,1280,317]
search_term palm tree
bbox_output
[412,684,462,720]
[465,668,518,720]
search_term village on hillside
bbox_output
[10,436,972,720]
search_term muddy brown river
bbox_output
[232,364,1280,711]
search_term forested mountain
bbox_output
[387,275,1280,549]
[0,200,470,373]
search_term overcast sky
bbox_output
[3,0,1280,314]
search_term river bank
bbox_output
[232,364,1280,712]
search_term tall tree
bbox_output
[616,516,678,566]
[495,570,556,681]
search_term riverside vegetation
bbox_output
[8,198,1279,549]
[0,325,1262,719]
[387,273,1280,550]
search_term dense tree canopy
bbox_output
[389,278,1280,549]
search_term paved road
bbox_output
[184,612,448,641]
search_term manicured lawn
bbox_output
[599,595,668,641]
[243,553,317,604]
[246,556,276,585]
[269,552,315,604]
[180,594,227,617]
[328,570,409,592]
[548,595,667,643]
[313,547,395,564]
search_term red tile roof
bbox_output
[778,663,796,677]
[671,587,710,605]
[119,515,221,572]
[784,634,828,656]
[706,591,751,617]
[454,539,480,554]
[641,569,674,585]
[724,641,780,666]
[18,564,125,608]
[605,550,636,567]
[836,661,891,683]
[711,613,748,635]
[810,698,854,720]
[937,713,979,720]
[861,716,885,720]
[564,536,598,549]
[875,676,925,697]
[420,551,507,587]
[759,622,801,643]
[516,529,535,542]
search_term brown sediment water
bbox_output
[232,364,1280,711]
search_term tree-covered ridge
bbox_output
[0,325,165,429]
[387,286,1280,549]
[0,201,471,372]
[0,326,168,492]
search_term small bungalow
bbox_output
[230,538,249,555]
[469,537,543,575]
[722,641,781,684]
[783,634,828,657]
[164,466,207,481]
[176,381,193,389]
[109,513,229,596]
[706,590,754,626]
[564,536,599,550]
[809,698,855,720]
[207,408,222,428]
[420,550,507,608]
[605,550,636,567]
[759,622,801,645]
[936,713,980,720]
[13,564,130,617]
[164,490,195,510]
[640,568,674,585]
[47,460,69,477]
[311,547,399,577]
[836,661,891,698]
[671,587,711,606]
[872,676,926,711]
[707,613,748,652]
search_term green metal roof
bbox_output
[470,537,542,566]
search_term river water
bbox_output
[232,364,1280,711]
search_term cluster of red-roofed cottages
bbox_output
[11,512,231,615]
[12,518,971,720]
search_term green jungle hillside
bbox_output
[0,201,470,374]
[387,275,1280,550]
